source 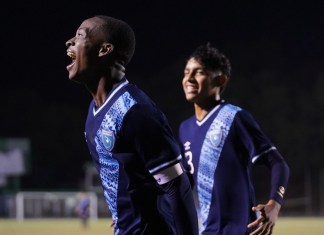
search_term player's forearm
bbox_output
[160,173,199,235]
[267,152,290,204]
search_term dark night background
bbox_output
[1,0,323,214]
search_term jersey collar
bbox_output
[92,78,129,116]
[196,100,224,126]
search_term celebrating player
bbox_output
[65,15,198,235]
[178,43,290,235]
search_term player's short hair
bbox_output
[189,43,231,78]
[95,15,136,65]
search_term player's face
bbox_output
[65,17,106,83]
[183,58,218,104]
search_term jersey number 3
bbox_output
[185,151,194,174]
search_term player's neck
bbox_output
[86,64,125,107]
[194,98,222,121]
[89,77,118,107]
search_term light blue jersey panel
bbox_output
[197,104,241,232]
[94,92,137,233]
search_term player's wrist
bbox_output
[269,196,283,207]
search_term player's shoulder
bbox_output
[217,102,260,128]
[225,104,260,129]
[221,102,242,113]
[179,115,196,129]
[126,83,159,106]
[222,102,251,116]
[122,86,167,123]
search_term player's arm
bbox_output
[235,110,289,234]
[248,150,290,235]
[153,163,199,235]
[122,104,199,234]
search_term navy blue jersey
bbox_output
[85,78,182,235]
[179,101,280,235]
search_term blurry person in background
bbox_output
[75,192,90,229]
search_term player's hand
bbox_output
[247,199,281,235]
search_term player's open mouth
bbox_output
[67,50,76,68]
[186,85,198,93]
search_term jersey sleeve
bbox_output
[257,150,290,204]
[235,110,290,203]
[121,103,182,174]
[158,173,199,235]
[234,110,276,163]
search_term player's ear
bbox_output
[99,43,114,57]
[213,74,227,87]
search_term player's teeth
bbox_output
[67,51,75,58]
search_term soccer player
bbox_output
[178,43,290,235]
[75,192,90,229]
[65,15,198,235]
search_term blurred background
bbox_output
[0,0,323,220]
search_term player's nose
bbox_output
[66,37,75,47]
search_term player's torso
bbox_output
[84,81,172,235]
[179,103,241,180]
[180,103,255,234]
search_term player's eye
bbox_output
[76,29,86,38]
[196,70,205,75]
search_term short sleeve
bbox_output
[121,104,182,174]
[234,110,275,163]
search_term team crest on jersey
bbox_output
[101,129,115,151]
[208,128,223,147]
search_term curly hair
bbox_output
[189,43,231,78]
[95,15,136,65]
